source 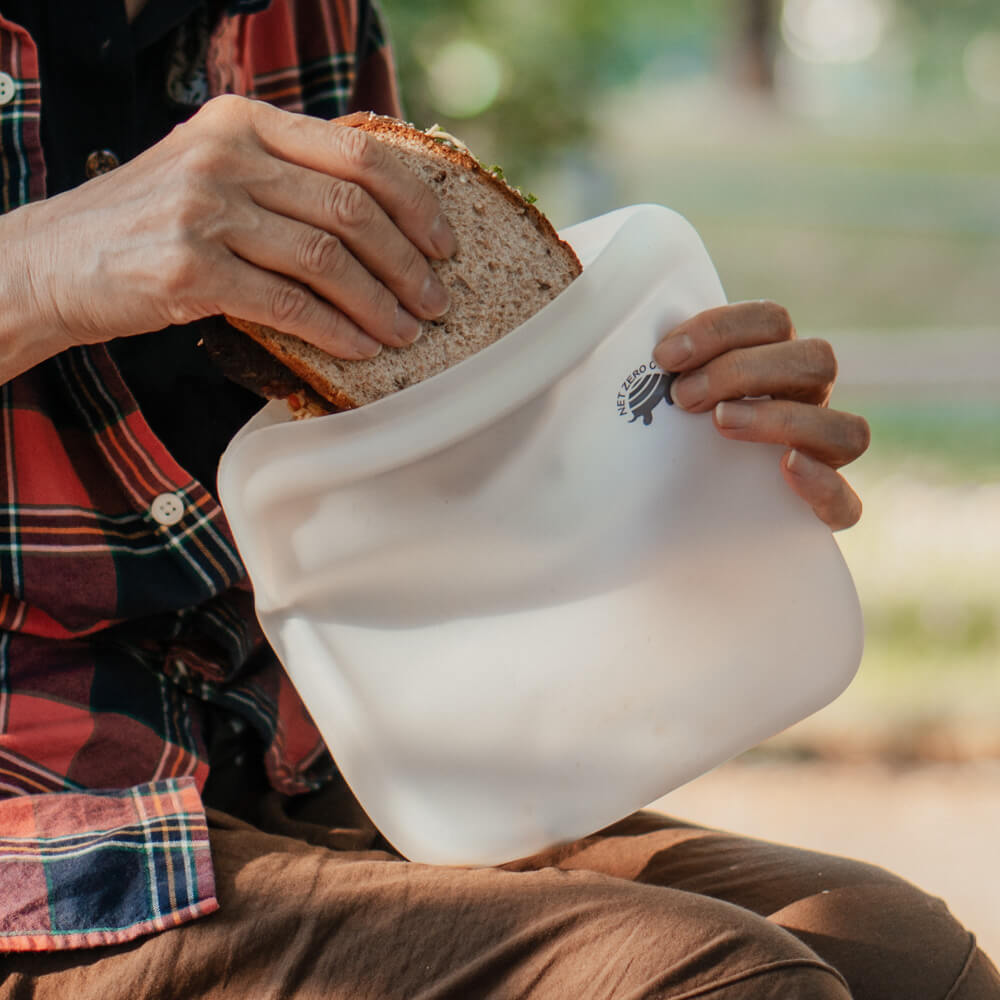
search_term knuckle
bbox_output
[703,309,731,352]
[178,133,230,178]
[325,180,371,231]
[174,187,227,236]
[188,94,250,136]
[200,93,244,118]
[268,282,313,331]
[163,302,200,327]
[297,229,344,277]
[778,402,801,439]
[726,350,755,392]
[335,125,382,173]
[160,246,201,297]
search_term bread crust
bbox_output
[223,114,582,410]
[340,112,577,261]
[225,314,358,411]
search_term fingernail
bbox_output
[655,332,693,371]
[786,449,820,477]
[354,333,383,359]
[670,371,708,409]
[715,400,753,429]
[429,214,457,258]
[421,273,450,317]
[393,304,423,344]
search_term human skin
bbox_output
[123,0,151,23]
[654,301,870,531]
[0,91,865,529]
[0,96,457,382]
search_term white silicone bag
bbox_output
[218,205,863,867]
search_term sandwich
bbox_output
[208,113,582,416]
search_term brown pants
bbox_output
[3,777,998,1000]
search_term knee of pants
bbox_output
[552,888,851,1000]
[770,877,978,999]
[697,965,853,1000]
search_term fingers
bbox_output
[712,398,869,531]
[714,398,870,468]
[654,301,836,410]
[667,337,837,411]
[203,252,386,361]
[191,97,454,347]
[246,162,450,327]
[782,450,863,531]
[26,95,457,352]
[651,300,867,531]
[245,99,457,260]
[654,301,796,373]
[224,200,429,352]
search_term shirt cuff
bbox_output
[0,777,217,952]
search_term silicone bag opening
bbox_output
[218,205,863,867]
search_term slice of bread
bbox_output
[225,113,582,410]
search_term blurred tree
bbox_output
[733,0,778,93]
[380,0,723,180]
[896,0,998,29]
[894,0,1000,97]
[378,0,999,179]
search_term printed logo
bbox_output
[616,364,675,426]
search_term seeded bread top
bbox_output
[226,113,582,410]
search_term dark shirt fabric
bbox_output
[0,0,400,952]
[5,0,202,195]
[3,0,264,493]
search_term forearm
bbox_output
[2,97,455,384]
[0,203,74,385]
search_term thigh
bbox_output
[511,811,1000,1000]
[1,811,848,1000]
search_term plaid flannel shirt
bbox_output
[0,0,399,952]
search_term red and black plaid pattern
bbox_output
[0,0,399,951]
[0,778,216,952]
[0,16,45,212]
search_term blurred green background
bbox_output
[382,0,1000,760]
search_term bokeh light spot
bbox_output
[427,39,504,119]
[781,0,891,65]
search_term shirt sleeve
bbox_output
[0,779,217,952]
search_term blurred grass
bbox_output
[588,95,1000,332]
[776,397,1000,759]
[587,90,1000,757]
[851,398,1000,478]
[384,12,1000,754]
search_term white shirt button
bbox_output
[151,492,185,526]
[0,72,16,106]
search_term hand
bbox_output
[652,301,870,531]
[17,96,456,359]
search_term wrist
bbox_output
[0,203,78,382]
